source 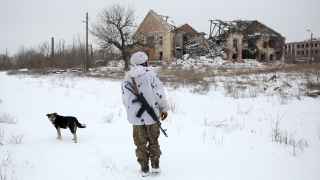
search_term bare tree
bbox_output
[91,4,139,71]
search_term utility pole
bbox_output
[4,48,8,64]
[83,12,89,72]
[51,37,55,58]
[5,48,8,59]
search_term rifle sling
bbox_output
[125,77,168,137]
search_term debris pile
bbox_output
[207,19,285,62]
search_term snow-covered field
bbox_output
[0,71,320,180]
[174,56,266,69]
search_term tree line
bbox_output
[1,4,141,71]
[0,37,119,70]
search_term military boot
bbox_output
[151,159,161,174]
[140,165,150,177]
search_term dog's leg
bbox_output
[73,133,78,143]
[56,127,62,140]
[70,124,78,143]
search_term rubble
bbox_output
[208,19,285,62]
[133,10,286,64]
[306,90,320,97]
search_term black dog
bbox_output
[46,113,86,143]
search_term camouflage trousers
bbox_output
[133,123,161,171]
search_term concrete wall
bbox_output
[163,32,174,62]
[224,33,283,62]
[256,37,276,62]
[285,40,320,63]
[225,33,244,62]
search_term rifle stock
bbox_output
[125,78,168,137]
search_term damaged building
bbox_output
[134,10,207,63]
[133,10,285,63]
[173,24,208,58]
[209,20,285,62]
[284,39,320,63]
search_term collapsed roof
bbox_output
[209,20,285,41]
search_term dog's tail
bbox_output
[76,120,86,128]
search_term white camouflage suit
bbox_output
[121,52,169,174]
[121,65,169,125]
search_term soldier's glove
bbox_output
[160,112,168,121]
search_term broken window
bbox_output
[248,38,256,50]
[242,49,256,59]
[159,52,163,60]
[263,41,268,48]
[233,39,238,49]
[306,44,309,48]
[270,54,274,61]
[147,36,155,47]
[232,53,238,60]
[269,39,276,48]
[261,53,266,61]
[159,36,163,45]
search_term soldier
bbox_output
[121,51,169,177]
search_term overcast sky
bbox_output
[1,0,319,55]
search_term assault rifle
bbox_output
[124,78,168,137]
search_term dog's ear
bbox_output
[46,113,50,117]
[53,112,58,115]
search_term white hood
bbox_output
[125,65,155,79]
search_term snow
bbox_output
[173,56,266,69]
[0,71,320,180]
